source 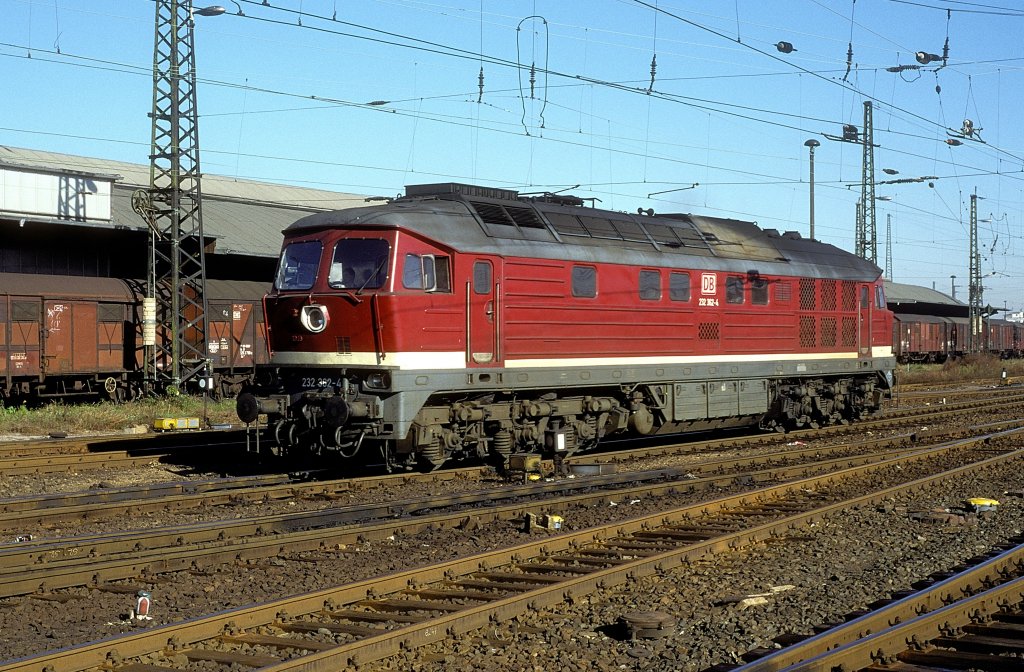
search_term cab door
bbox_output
[468,259,500,366]
[858,285,872,355]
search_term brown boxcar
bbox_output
[1,273,270,404]
[1,273,138,401]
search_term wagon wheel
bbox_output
[103,377,120,401]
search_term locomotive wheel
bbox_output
[103,377,118,397]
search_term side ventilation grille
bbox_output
[698,322,721,341]
[800,316,816,348]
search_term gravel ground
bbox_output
[0,417,1022,668]
[362,457,1024,672]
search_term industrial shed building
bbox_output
[884,280,966,317]
[0,145,367,282]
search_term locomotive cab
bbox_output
[238,222,460,465]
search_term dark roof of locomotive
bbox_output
[288,183,881,281]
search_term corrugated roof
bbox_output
[0,145,369,258]
[884,280,964,307]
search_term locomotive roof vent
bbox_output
[782,231,803,240]
[763,228,781,238]
[405,182,520,201]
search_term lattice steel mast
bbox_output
[858,101,877,265]
[132,0,210,390]
[968,192,983,353]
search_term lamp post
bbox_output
[804,139,820,240]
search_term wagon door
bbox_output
[467,259,501,366]
[231,302,255,367]
[44,301,98,373]
[858,285,871,355]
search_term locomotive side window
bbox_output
[875,285,886,309]
[473,261,492,294]
[275,240,323,291]
[669,272,690,302]
[751,278,769,305]
[403,254,451,292]
[639,270,661,301]
[726,276,745,304]
[327,239,389,290]
[572,265,597,298]
[860,286,870,309]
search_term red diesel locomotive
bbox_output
[237,183,896,468]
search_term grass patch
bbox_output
[0,396,238,437]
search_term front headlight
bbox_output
[300,304,329,333]
[365,372,391,390]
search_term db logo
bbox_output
[701,273,717,296]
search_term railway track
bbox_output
[4,404,1022,535]
[4,421,1023,672]
[731,538,1024,671]
[2,390,1023,477]
[0,439,949,599]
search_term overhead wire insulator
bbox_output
[648,53,657,92]
[529,62,536,99]
[477,66,484,103]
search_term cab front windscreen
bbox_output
[274,240,323,291]
[326,239,390,290]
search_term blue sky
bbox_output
[3,0,1022,312]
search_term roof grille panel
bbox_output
[470,202,514,227]
[505,205,546,229]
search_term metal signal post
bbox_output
[133,0,213,390]
[968,192,983,353]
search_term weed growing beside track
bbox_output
[0,396,238,438]
[897,353,1024,386]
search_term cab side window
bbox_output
[403,254,451,292]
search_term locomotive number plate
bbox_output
[698,297,719,307]
[301,377,342,388]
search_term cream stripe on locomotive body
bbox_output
[239,182,896,469]
[269,349,893,368]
